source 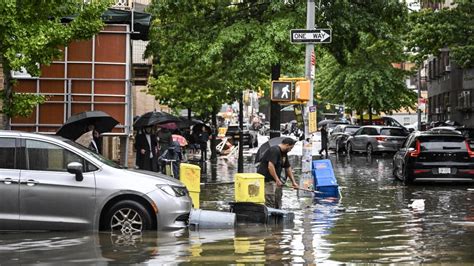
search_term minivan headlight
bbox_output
[157,185,188,197]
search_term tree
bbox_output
[146,1,305,118]
[315,1,417,119]
[0,0,111,129]
[406,0,474,68]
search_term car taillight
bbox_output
[465,141,474,158]
[409,140,421,157]
[459,169,474,174]
[414,169,430,174]
[376,137,386,142]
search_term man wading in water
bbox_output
[257,138,299,209]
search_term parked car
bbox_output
[326,121,350,134]
[346,126,409,155]
[0,131,192,233]
[393,131,474,184]
[328,124,360,153]
[226,124,258,148]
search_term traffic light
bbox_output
[271,81,293,102]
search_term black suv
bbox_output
[226,124,258,148]
[393,131,474,184]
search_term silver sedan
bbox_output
[0,131,192,234]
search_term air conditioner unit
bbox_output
[445,65,451,72]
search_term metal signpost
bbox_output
[291,1,332,198]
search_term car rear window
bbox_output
[380,128,408,136]
[418,136,467,151]
[344,127,359,134]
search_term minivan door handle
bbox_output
[2,178,19,184]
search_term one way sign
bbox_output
[290,29,332,44]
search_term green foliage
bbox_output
[0,0,110,125]
[147,0,417,118]
[315,1,417,114]
[406,0,474,68]
[146,0,306,117]
[0,91,46,118]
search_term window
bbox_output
[0,138,16,169]
[419,136,466,151]
[366,128,379,135]
[26,140,84,172]
[458,90,472,109]
[344,127,359,134]
[380,128,409,136]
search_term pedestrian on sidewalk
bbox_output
[319,124,329,158]
[257,137,299,209]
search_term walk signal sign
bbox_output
[271,81,293,102]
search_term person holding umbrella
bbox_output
[256,137,299,209]
[319,124,329,158]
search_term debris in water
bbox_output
[409,199,425,211]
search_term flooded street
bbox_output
[2,153,474,264]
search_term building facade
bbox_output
[421,1,474,127]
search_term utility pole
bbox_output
[417,67,422,131]
[238,92,244,172]
[299,0,315,197]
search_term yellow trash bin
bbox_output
[180,163,201,208]
[234,173,265,204]
[188,191,200,209]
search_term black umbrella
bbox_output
[56,111,119,140]
[133,111,181,128]
[254,136,289,163]
[177,116,204,129]
[318,119,334,127]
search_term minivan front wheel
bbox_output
[103,200,153,235]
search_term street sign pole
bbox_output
[299,0,315,198]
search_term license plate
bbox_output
[438,167,451,174]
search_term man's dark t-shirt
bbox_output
[257,145,290,182]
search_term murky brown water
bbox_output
[2,153,474,264]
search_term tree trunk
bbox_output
[270,64,281,139]
[238,92,244,173]
[357,109,363,126]
[210,107,218,161]
[368,106,373,125]
[1,54,12,130]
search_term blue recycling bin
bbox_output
[312,159,339,197]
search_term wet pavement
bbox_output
[2,150,474,264]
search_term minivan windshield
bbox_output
[64,139,123,168]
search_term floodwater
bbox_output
[2,153,474,264]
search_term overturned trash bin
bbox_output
[312,159,340,198]
[229,202,294,225]
[189,209,236,229]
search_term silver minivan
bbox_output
[346,126,409,155]
[0,131,192,234]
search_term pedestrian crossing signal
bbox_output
[271,81,293,102]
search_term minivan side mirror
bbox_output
[67,162,84,181]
